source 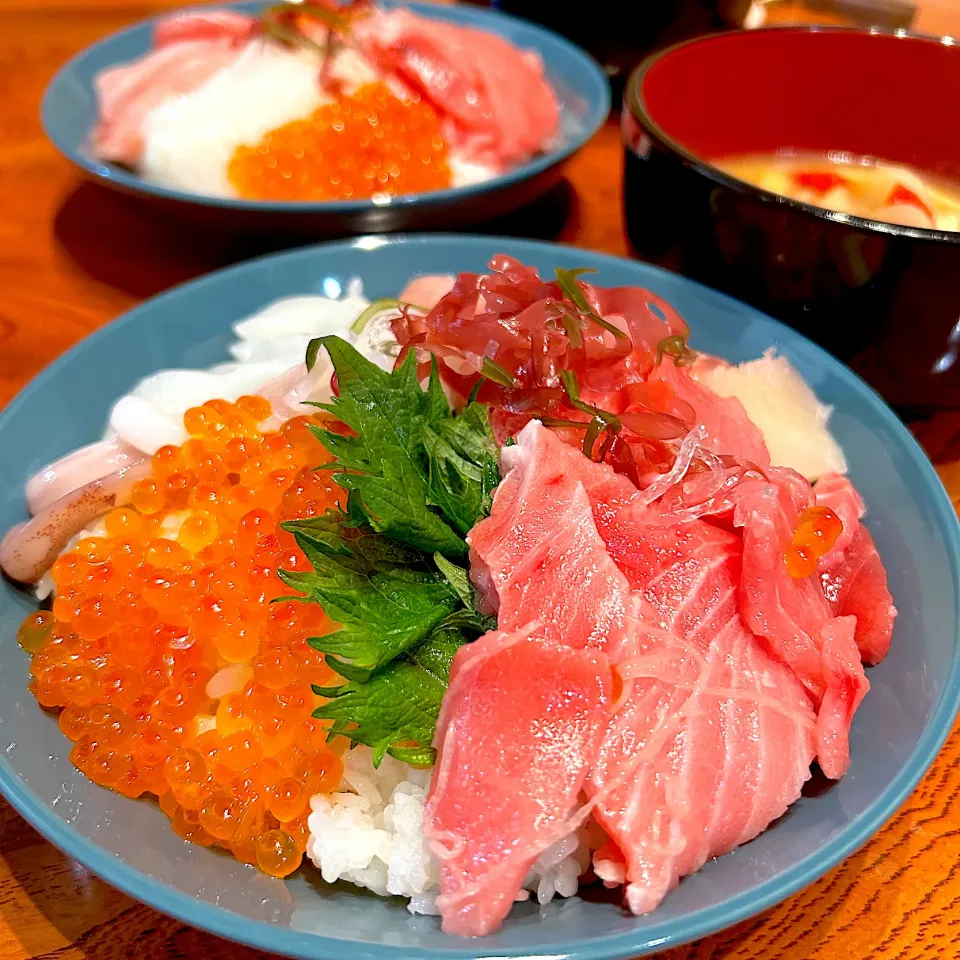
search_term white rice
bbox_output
[142,42,333,198]
[306,747,599,914]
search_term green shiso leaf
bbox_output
[282,335,502,766]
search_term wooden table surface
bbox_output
[3,3,960,960]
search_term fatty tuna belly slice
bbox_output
[467,421,638,658]
[821,527,897,664]
[436,420,633,934]
[498,419,640,531]
[590,614,816,915]
[733,473,870,778]
[813,472,864,559]
[815,473,897,665]
[473,421,637,588]
[651,357,771,465]
[93,39,242,165]
[425,626,613,937]
[584,505,816,914]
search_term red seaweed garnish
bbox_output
[389,256,696,482]
[260,0,372,89]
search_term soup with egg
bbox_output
[714,153,960,232]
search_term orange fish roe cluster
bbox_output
[228,81,451,202]
[785,506,844,579]
[21,397,350,878]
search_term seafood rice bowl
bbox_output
[2,255,897,937]
[90,2,562,203]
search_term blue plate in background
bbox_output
[1,235,958,959]
[41,3,610,235]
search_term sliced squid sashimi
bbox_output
[26,438,146,516]
[1,462,150,584]
[107,395,188,455]
[257,358,336,433]
[425,625,612,937]
[232,292,371,343]
[106,359,302,455]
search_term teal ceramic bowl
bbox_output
[1,236,958,959]
[41,3,610,234]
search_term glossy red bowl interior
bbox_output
[635,28,960,184]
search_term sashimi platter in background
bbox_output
[0,254,896,937]
[92,3,560,201]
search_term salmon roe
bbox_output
[23,398,350,878]
[228,81,451,202]
[784,506,843,579]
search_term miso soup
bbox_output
[714,152,960,232]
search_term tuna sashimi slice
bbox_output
[448,418,885,928]
[425,625,612,937]
[815,473,897,664]
[651,359,771,466]
[492,423,744,651]
[817,616,869,775]
[821,526,897,665]
[467,421,638,659]
[154,10,257,47]
[584,499,816,913]
[603,506,742,640]
[527,451,817,915]
[497,422,639,532]
[590,616,816,914]
[813,472,864,561]
[439,422,637,934]
[733,472,869,778]
[398,274,456,310]
[93,39,243,165]
[735,477,828,690]
[355,9,559,169]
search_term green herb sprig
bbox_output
[554,267,628,341]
